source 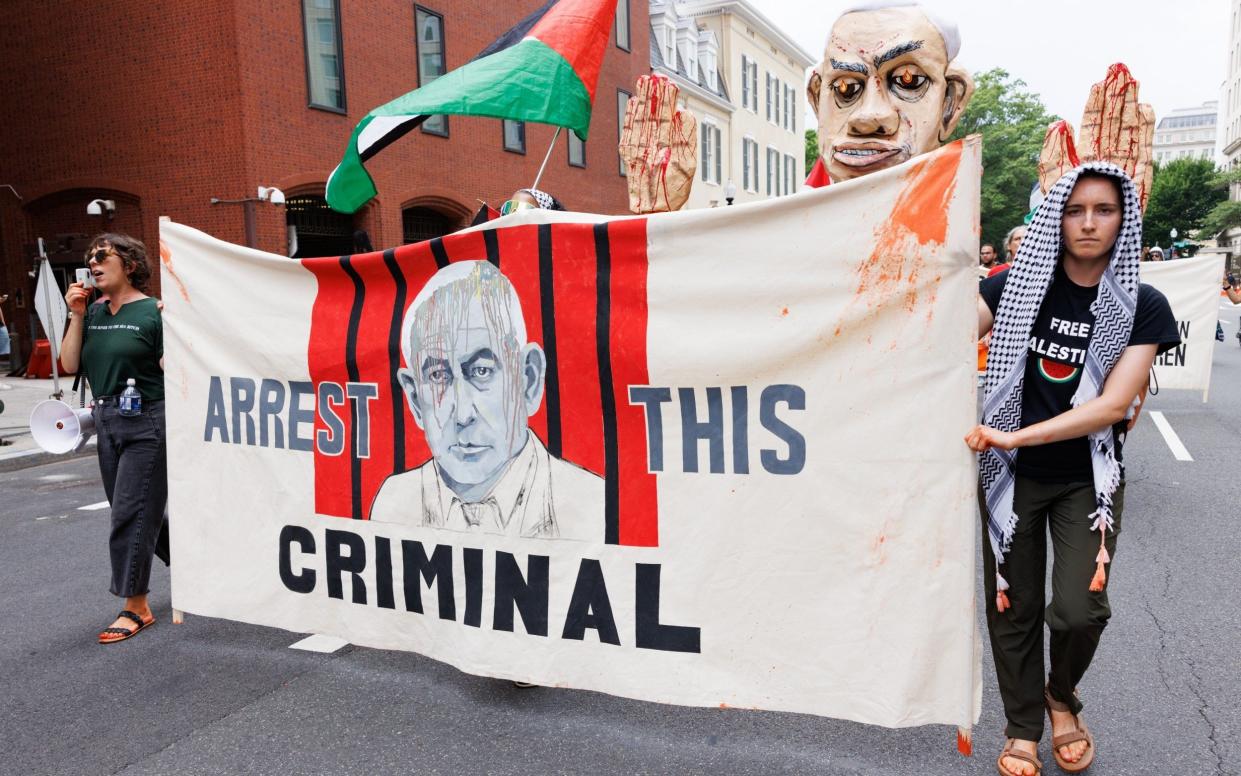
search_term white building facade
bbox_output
[649,1,814,208]
[1218,0,1241,267]
[1153,101,1219,165]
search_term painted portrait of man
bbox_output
[369,260,604,541]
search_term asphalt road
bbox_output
[3,307,1239,776]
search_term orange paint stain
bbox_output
[834,141,963,341]
[159,240,190,302]
[780,306,789,317]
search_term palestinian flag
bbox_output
[326,0,617,214]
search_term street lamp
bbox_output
[1170,228,1179,258]
[725,180,736,206]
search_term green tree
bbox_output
[1142,158,1225,248]
[948,69,1057,253]
[805,128,819,172]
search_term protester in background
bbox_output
[0,293,10,362]
[353,229,373,254]
[988,225,1027,277]
[1148,246,1164,261]
[1226,272,1241,304]
[968,167,1179,776]
[60,234,169,645]
[501,188,565,215]
[981,243,997,269]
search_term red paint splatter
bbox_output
[834,141,962,338]
[159,240,189,302]
[780,306,789,317]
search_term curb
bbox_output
[0,443,97,473]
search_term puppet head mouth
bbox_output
[832,143,905,169]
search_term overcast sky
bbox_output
[762,0,1229,127]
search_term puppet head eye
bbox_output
[831,78,863,105]
[890,66,928,93]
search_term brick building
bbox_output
[0,0,648,366]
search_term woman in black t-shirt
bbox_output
[966,168,1179,776]
[61,233,169,645]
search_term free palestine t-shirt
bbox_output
[980,266,1180,482]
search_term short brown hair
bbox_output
[88,233,151,292]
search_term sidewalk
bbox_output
[0,375,96,471]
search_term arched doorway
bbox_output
[402,206,457,244]
[286,194,354,258]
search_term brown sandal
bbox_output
[997,739,1042,776]
[1044,688,1095,772]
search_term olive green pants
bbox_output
[981,477,1123,741]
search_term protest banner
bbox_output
[160,138,983,733]
[1140,254,1225,400]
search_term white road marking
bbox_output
[38,474,77,482]
[289,634,349,653]
[78,501,110,511]
[1148,411,1193,462]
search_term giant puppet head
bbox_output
[807,2,974,183]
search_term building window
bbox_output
[767,147,779,195]
[784,85,793,130]
[749,61,758,112]
[773,78,781,125]
[784,154,796,195]
[415,6,448,136]
[503,120,526,153]
[618,89,632,176]
[765,72,772,121]
[615,0,630,51]
[402,206,457,244]
[302,0,345,111]
[741,55,751,110]
[701,121,721,184]
[743,138,758,192]
[568,131,586,167]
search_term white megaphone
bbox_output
[30,400,96,454]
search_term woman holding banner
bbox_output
[966,167,1180,776]
[60,234,169,645]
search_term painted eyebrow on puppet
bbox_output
[830,58,868,75]
[873,40,924,68]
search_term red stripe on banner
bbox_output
[552,225,604,476]
[345,251,401,515]
[390,241,439,482]
[302,255,357,518]
[606,219,657,546]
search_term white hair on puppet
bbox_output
[836,1,961,61]
[401,260,528,366]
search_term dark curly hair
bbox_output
[88,233,151,292]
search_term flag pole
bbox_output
[530,126,563,191]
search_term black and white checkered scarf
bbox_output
[980,163,1141,591]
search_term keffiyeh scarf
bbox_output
[980,163,1142,593]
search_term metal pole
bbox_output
[243,199,258,249]
[530,126,563,192]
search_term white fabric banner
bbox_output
[161,138,983,732]
[1140,254,1225,400]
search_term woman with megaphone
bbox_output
[61,233,169,645]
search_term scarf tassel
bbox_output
[996,568,1011,612]
[957,726,973,757]
[1089,524,1110,592]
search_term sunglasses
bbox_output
[499,199,537,216]
[85,249,115,265]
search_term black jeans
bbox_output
[980,477,1124,741]
[94,399,170,597]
